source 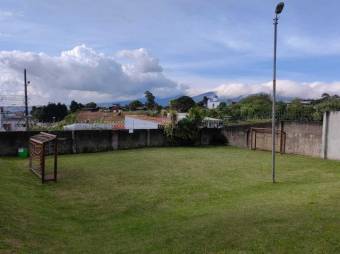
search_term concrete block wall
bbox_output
[222,121,323,157]
[0,128,223,156]
[73,130,113,153]
[322,111,340,160]
[222,122,272,148]
[282,121,323,157]
[250,131,282,152]
[0,122,328,159]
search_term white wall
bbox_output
[322,111,340,160]
[125,116,159,130]
[207,100,220,109]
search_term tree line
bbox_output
[210,93,340,122]
[31,91,340,123]
[31,101,97,122]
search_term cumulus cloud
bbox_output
[116,48,163,73]
[214,80,340,99]
[0,45,185,105]
[2,44,340,106]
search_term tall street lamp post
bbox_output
[272,2,285,183]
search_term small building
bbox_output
[202,117,224,128]
[124,115,170,130]
[207,96,221,109]
[110,104,122,112]
[0,109,26,131]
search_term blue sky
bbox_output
[1,0,340,104]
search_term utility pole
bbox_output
[272,15,278,183]
[24,69,29,131]
[272,2,285,183]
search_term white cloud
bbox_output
[0,45,185,105]
[2,45,340,106]
[0,10,14,18]
[285,36,340,56]
[214,80,340,99]
[117,48,163,73]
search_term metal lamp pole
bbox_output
[24,69,29,131]
[272,2,284,183]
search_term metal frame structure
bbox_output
[29,132,58,184]
[249,128,286,154]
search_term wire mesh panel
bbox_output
[29,132,58,183]
[29,142,44,176]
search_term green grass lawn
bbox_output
[1,146,340,253]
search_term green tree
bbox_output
[285,99,314,121]
[276,101,287,120]
[85,102,97,109]
[314,97,340,120]
[238,94,272,119]
[128,100,143,111]
[144,91,156,110]
[188,106,205,123]
[31,106,44,121]
[170,96,196,112]
[164,106,204,145]
[70,100,84,113]
[31,103,68,122]
[217,102,227,109]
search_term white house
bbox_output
[207,96,221,109]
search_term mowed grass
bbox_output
[1,146,340,253]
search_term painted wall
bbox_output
[322,111,340,160]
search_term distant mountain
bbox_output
[191,92,245,104]
[3,93,295,112]
[95,92,296,109]
[225,94,295,103]
[191,91,217,102]
[276,95,295,102]
[97,94,185,108]
[98,92,218,108]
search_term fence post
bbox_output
[321,111,330,159]
[147,129,151,147]
[111,131,119,150]
[72,130,77,154]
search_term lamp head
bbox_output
[275,2,285,14]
